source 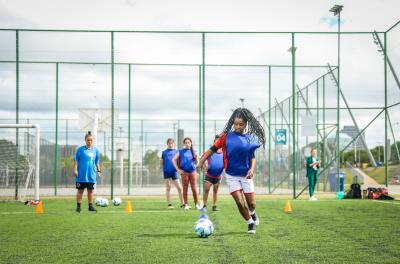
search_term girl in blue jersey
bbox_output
[161,138,184,209]
[200,135,224,212]
[74,131,102,213]
[172,137,200,210]
[197,108,265,234]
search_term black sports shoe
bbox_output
[75,207,81,213]
[248,223,256,234]
[212,205,218,211]
[88,205,97,213]
[251,212,259,226]
[180,204,185,209]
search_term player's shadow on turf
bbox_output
[216,231,245,236]
[136,233,193,238]
[136,231,244,239]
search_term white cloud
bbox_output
[0,0,399,149]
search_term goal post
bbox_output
[0,124,40,201]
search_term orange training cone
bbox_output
[35,201,44,214]
[284,200,292,213]
[125,200,133,213]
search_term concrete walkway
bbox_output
[353,168,379,186]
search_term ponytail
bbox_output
[85,131,92,139]
[190,145,196,162]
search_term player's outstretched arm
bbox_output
[197,149,214,172]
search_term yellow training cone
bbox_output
[284,200,292,213]
[125,200,133,213]
[35,201,44,214]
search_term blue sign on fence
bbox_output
[275,129,287,145]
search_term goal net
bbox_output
[0,124,40,201]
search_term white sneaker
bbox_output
[196,203,202,210]
[309,196,318,201]
[184,204,190,210]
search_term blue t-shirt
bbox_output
[206,152,224,177]
[162,149,178,175]
[74,145,100,183]
[179,148,197,173]
[225,132,260,176]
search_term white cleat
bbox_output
[251,212,260,226]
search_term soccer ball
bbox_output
[101,198,109,207]
[194,214,214,238]
[112,197,122,206]
[95,197,104,206]
[336,191,345,200]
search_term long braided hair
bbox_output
[221,108,266,147]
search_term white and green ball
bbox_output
[194,218,214,238]
[95,197,109,207]
[112,197,122,206]
[95,197,104,206]
[101,198,109,207]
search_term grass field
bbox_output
[1,196,400,264]
[362,165,400,184]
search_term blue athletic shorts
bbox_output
[164,172,179,180]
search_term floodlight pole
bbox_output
[330,4,343,182]
[336,7,342,181]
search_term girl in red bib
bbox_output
[197,108,265,234]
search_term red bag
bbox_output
[380,188,388,196]
[372,192,381,199]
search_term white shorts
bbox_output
[225,173,255,194]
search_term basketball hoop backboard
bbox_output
[79,108,118,132]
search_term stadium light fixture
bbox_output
[240,98,245,107]
[329,5,343,16]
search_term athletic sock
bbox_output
[77,203,81,208]
[246,218,255,225]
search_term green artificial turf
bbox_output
[0,196,399,264]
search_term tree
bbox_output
[61,156,74,185]
[391,141,400,164]
[143,149,160,179]
[342,149,369,164]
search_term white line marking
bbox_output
[0,210,188,215]
[372,200,400,205]
[0,212,31,215]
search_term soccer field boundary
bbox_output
[372,200,400,205]
[2,199,399,215]
[0,209,191,215]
